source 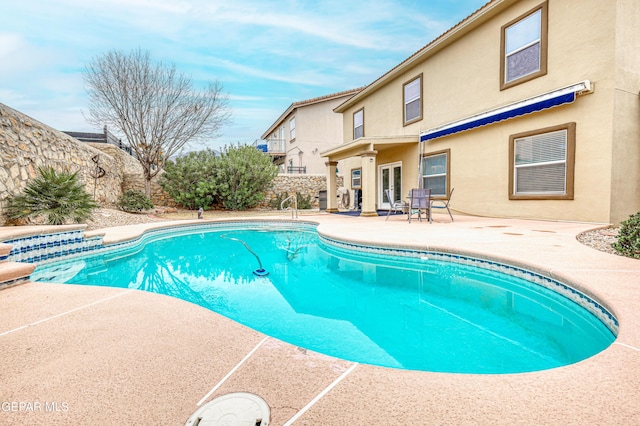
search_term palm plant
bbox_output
[6,166,97,225]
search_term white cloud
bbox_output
[0,0,488,145]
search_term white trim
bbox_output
[196,337,269,406]
[378,161,403,209]
[0,291,130,337]
[283,363,358,426]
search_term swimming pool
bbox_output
[32,221,616,374]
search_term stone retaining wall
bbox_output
[88,143,175,207]
[258,174,343,209]
[120,172,176,207]
[0,103,124,223]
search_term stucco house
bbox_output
[260,88,362,175]
[321,0,640,223]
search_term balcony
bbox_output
[287,166,306,174]
[254,139,285,156]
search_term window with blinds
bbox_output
[421,150,449,197]
[404,75,422,124]
[500,1,548,90]
[353,108,364,140]
[509,123,575,200]
[514,129,566,194]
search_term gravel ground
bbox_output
[86,208,623,256]
[85,207,168,231]
[576,226,620,256]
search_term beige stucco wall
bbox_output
[298,99,348,174]
[610,0,640,223]
[268,95,352,175]
[335,0,638,223]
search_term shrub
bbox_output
[159,149,218,210]
[6,166,97,225]
[213,145,278,210]
[296,192,312,209]
[613,212,640,258]
[269,192,287,210]
[159,145,278,211]
[117,190,153,213]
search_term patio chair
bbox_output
[408,188,431,223]
[431,188,454,222]
[384,189,408,221]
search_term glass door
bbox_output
[378,162,402,209]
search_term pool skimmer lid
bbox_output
[184,392,270,426]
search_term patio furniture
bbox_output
[431,187,455,222]
[384,189,408,221]
[408,188,431,223]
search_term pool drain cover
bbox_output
[185,392,270,426]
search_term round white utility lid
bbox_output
[184,392,270,426]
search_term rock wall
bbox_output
[258,174,344,209]
[0,103,124,223]
[88,143,175,207]
[120,172,176,207]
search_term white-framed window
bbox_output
[353,108,364,139]
[509,123,575,200]
[351,168,361,188]
[403,74,422,124]
[279,126,284,142]
[421,150,449,197]
[289,117,296,141]
[501,1,547,89]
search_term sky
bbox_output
[0,0,488,151]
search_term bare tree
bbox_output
[83,48,231,196]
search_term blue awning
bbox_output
[420,81,591,142]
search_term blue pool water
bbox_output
[32,223,616,374]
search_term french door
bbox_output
[379,162,402,209]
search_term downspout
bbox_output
[418,135,425,189]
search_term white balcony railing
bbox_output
[254,139,285,155]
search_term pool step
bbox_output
[0,261,36,288]
[0,243,36,289]
[0,243,12,261]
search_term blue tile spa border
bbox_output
[32,220,319,266]
[4,230,104,264]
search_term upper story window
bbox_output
[509,122,575,200]
[403,74,422,125]
[289,117,296,141]
[500,1,548,90]
[279,126,284,142]
[353,108,364,139]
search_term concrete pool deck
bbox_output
[1,212,639,425]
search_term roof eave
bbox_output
[261,88,364,139]
[334,0,517,113]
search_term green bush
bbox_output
[296,192,312,209]
[213,145,278,210]
[6,166,97,225]
[269,192,287,210]
[159,145,278,211]
[613,212,640,258]
[117,190,153,212]
[159,149,218,210]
